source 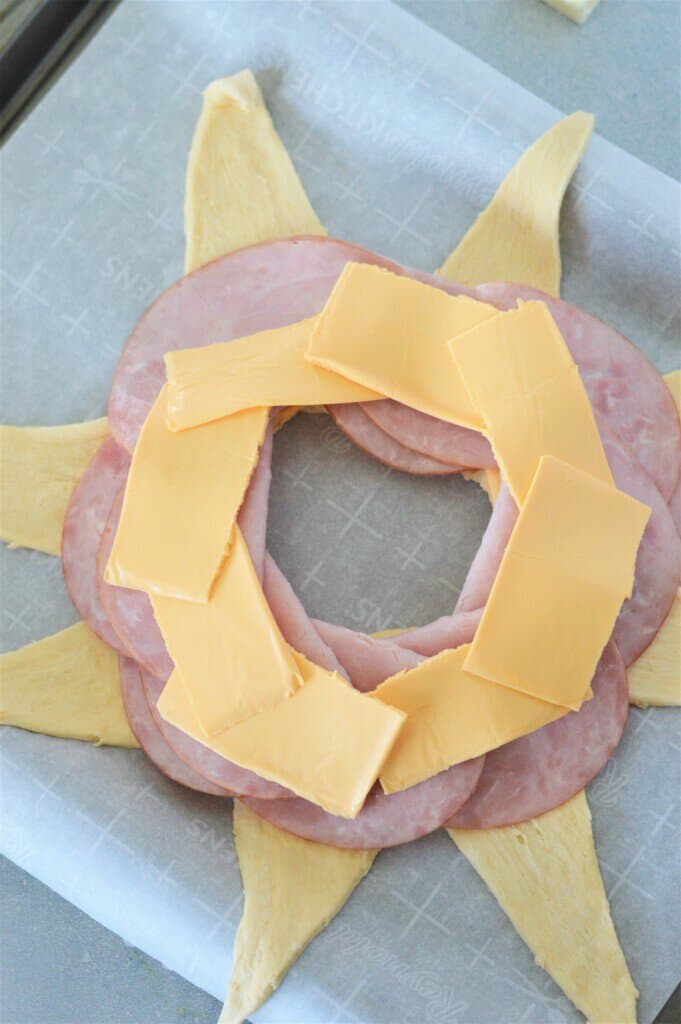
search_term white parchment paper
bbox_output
[1,2,679,1022]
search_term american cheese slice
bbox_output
[371,644,565,793]
[184,71,325,273]
[222,801,376,1024]
[157,654,405,818]
[0,622,138,748]
[451,301,612,504]
[0,418,109,555]
[105,386,267,602]
[306,263,496,430]
[165,319,381,432]
[151,527,300,735]
[464,455,650,710]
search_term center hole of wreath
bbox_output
[266,411,491,633]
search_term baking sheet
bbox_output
[1,1,679,1021]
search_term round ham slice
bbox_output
[447,640,628,829]
[601,428,681,664]
[118,655,230,797]
[140,670,294,800]
[237,420,273,582]
[328,404,460,475]
[243,756,484,849]
[454,481,517,614]
[361,399,495,469]
[108,238,401,452]
[312,620,422,691]
[473,282,681,503]
[263,553,346,675]
[380,608,483,658]
[98,488,173,680]
[671,480,681,536]
[62,437,131,653]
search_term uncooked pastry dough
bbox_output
[449,793,637,1023]
[0,418,108,555]
[438,112,594,296]
[221,801,375,1024]
[628,590,681,707]
[626,369,680,707]
[184,70,325,273]
[0,621,138,747]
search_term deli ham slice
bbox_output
[62,437,131,653]
[140,669,294,800]
[671,480,681,536]
[108,238,401,452]
[243,756,484,849]
[454,482,517,614]
[473,282,681,503]
[118,655,230,797]
[98,488,173,680]
[382,609,483,658]
[313,619,422,690]
[447,640,629,829]
[361,399,494,469]
[600,427,681,664]
[328,404,460,475]
[237,421,273,582]
[263,553,346,675]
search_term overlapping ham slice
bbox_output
[446,640,628,829]
[98,487,173,679]
[139,670,294,800]
[328,404,461,475]
[61,437,130,653]
[91,235,679,842]
[361,399,495,469]
[118,655,231,797]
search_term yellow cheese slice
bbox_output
[184,71,325,274]
[628,589,681,707]
[438,112,594,295]
[371,644,564,793]
[221,801,376,1024]
[0,418,108,555]
[541,0,601,24]
[465,456,650,710]
[164,319,381,432]
[449,792,637,1023]
[158,654,405,818]
[306,263,496,430]
[0,621,137,747]
[105,387,267,602]
[451,301,612,504]
[151,528,301,735]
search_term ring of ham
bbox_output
[62,236,680,846]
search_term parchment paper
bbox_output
[1,2,679,1022]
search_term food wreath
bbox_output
[1,71,680,1024]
